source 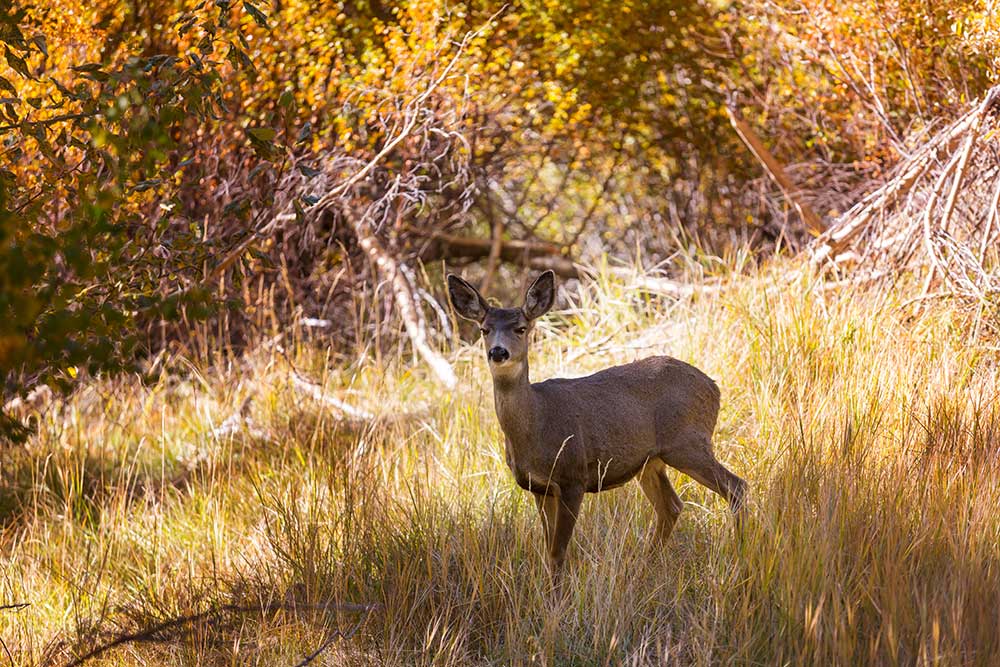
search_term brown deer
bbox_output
[447,271,746,579]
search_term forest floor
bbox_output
[2,260,1000,666]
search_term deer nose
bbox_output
[488,346,510,363]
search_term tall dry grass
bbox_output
[2,261,999,666]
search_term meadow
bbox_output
[3,262,999,666]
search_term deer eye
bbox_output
[514,326,527,335]
[480,327,491,336]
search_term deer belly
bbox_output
[509,466,560,495]
[586,460,642,493]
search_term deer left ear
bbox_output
[523,270,555,320]
[447,274,489,322]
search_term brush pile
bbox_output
[809,87,1000,315]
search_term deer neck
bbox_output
[491,360,536,447]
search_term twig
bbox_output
[919,149,964,298]
[59,602,375,667]
[0,111,93,133]
[292,613,368,667]
[307,10,502,215]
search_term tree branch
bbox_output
[727,105,825,235]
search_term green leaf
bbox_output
[297,164,321,178]
[131,179,162,192]
[247,127,275,142]
[0,75,15,94]
[243,1,269,28]
[31,34,47,57]
[4,46,32,79]
[70,63,104,73]
[226,42,255,72]
[248,162,270,179]
[296,121,312,144]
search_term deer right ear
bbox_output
[447,274,489,322]
[523,270,555,320]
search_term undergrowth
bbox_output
[2,262,999,666]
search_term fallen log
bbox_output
[417,230,724,295]
[416,230,581,277]
[418,230,561,260]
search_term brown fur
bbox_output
[448,272,747,580]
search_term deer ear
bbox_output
[447,274,489,322]
[523,270,555,320]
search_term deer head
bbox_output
[447,271,555,381]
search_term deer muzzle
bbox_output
[488,346,510,363]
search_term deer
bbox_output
[447,270,747,580]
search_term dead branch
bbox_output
[289,371,376,421]
[210,395,268,439]
[623,274,723,298]
[810,100,989,265]
[59,602,375,667]
[727,106,825,235]
[941,89,998,233]
[480,216,505,294]
[357,227,457,389]
[292,612,369,667]
[808,84,1000,292]
[417,230,562,261]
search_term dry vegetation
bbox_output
[3,262,999,666]
[4,0,1000,664]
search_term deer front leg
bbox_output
[533,492,558,553]
[549,485,583,584]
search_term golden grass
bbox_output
[2,262,999,666]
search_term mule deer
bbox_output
[447,271,747,578]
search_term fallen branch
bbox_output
[941,87,1000,234]
[622,274,722,298]
[727,106,825,235]
[358,227,458,389]
[422,229,730,293]
[210,396,268,439]
[416,231,582,278]
[292,613,368,667]
[60,602,375,667]
[289,372,375,421]
[810,85,1000,271]
[418,230,562,261]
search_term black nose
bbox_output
[488,346,510,363]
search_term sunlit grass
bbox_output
[2,261,999,665]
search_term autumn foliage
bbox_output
[2,0,999,425]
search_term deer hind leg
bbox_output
[638,458,684,545]
[665,434,747,514]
